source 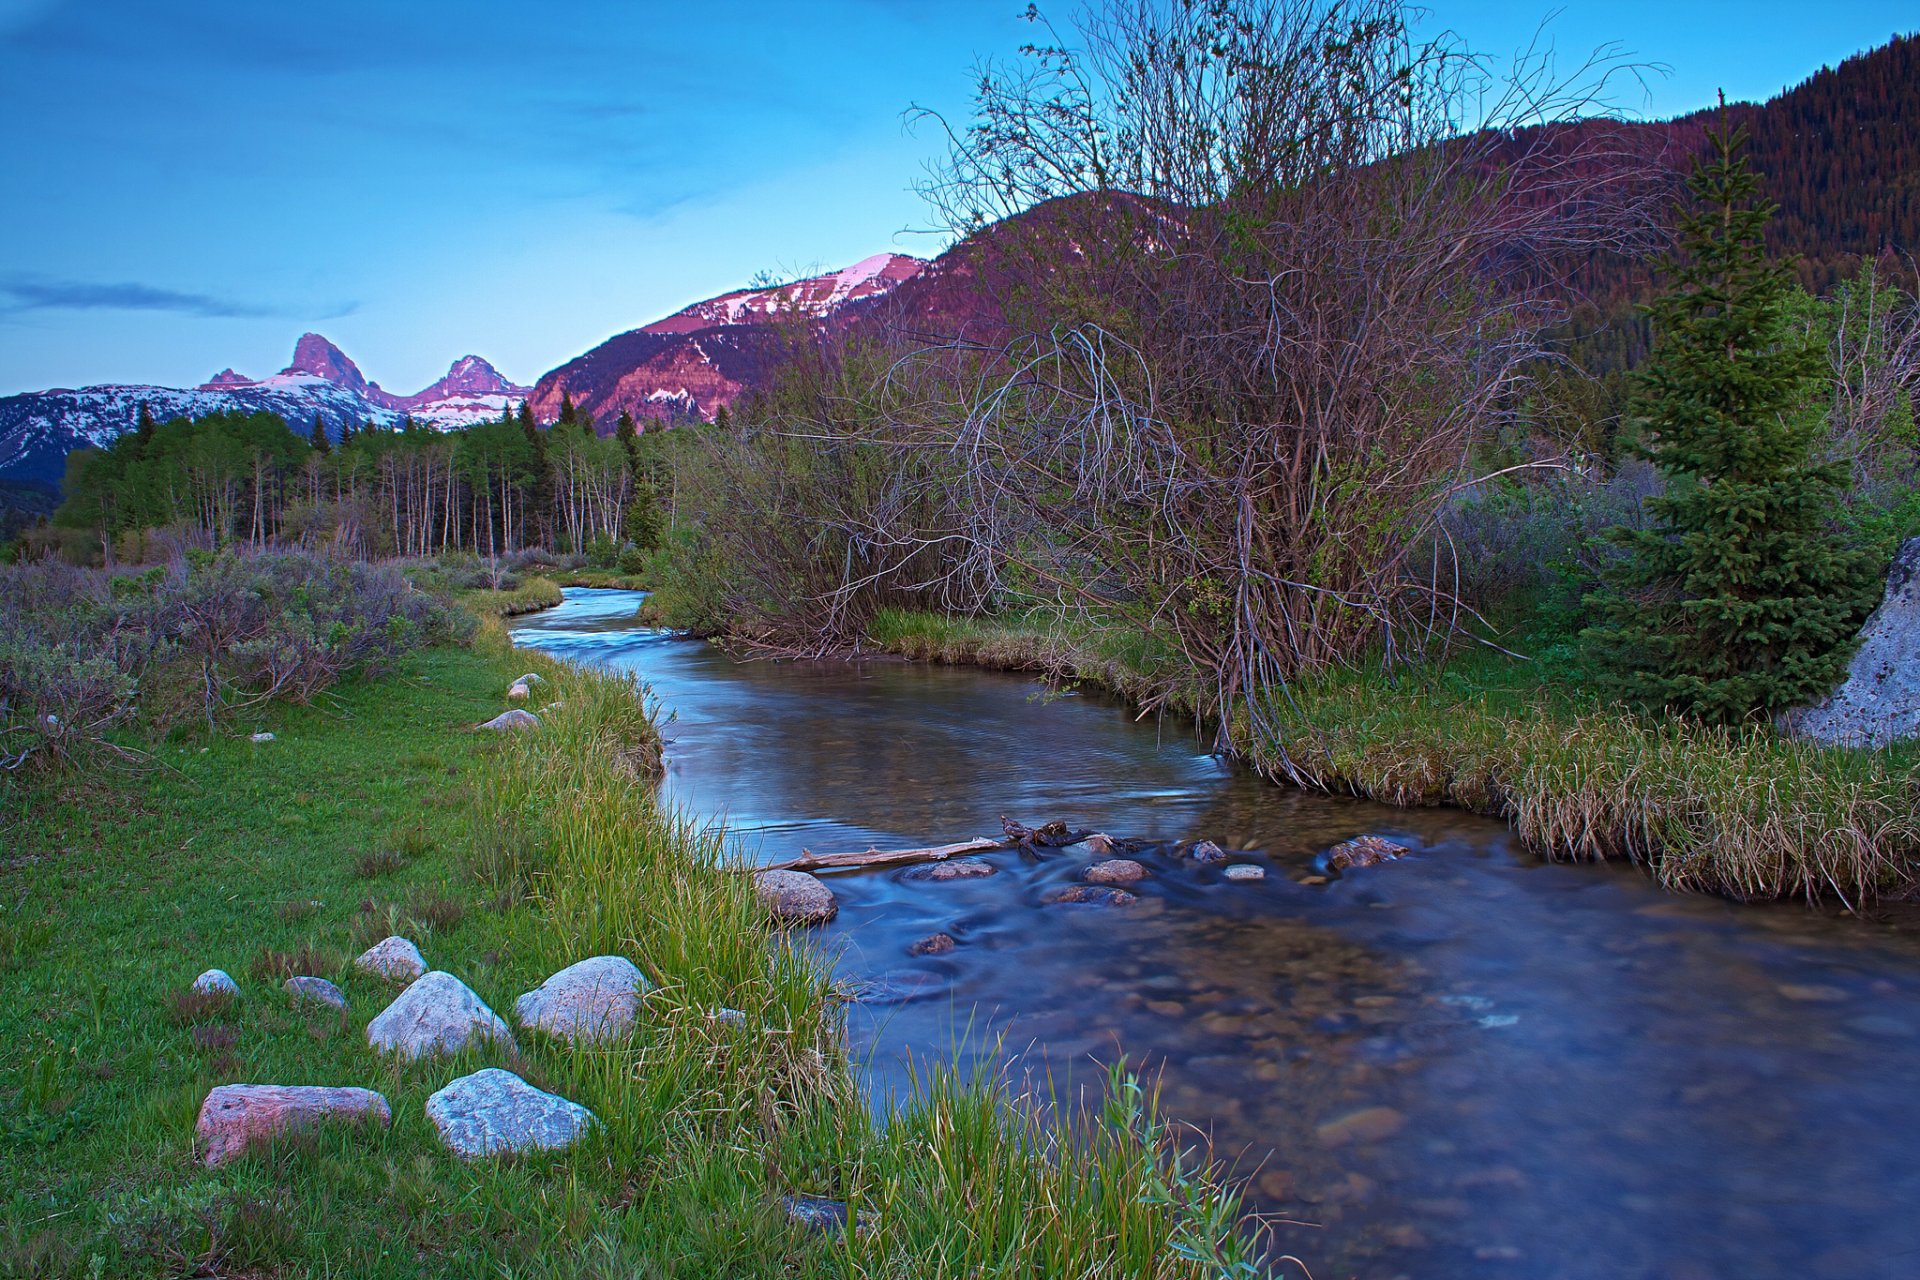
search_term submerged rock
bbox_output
[1224,864,1267,882]
[1086,858,1148,885]
[515,955,652,1044]
[192,969,239,998]
[1782,536,1920,747]
[1315,1105,1406,1148]
[754,869,838,924]
[425,1068,596,1159]
[285,975,348,1012]
[478,709,540,733]
[907,932,957,956]
[355,936,427,984]
[196,1084,389,1167]
[366,971,516,1061]
[900,857,996,883]
[1327,835,1409,870]
[1046,884,1138,907]
[1084,833,1117,856]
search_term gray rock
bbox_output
[1084,833,1117,856]
[196,1083,390,1167]
[354,936,427,984]
[285,975,348,1012]
[478,709,540,733]
[366,970,516,1061]
[782,1193,875,1235]
[1086,858,1148,885]
[192,968,239,998]
[515,672,546,687]
[709,1007,748,1027]
[249,731,275,743]
[506,682,531,702]
[900,857,997,883]
[515,955,651,1045]
[1224,864,1267,882]
[1782,537,1920,747]
[1046,884,1138,907]
[1187,840,1230,863]
[754,869,838,924]
[425,1068,596,1159]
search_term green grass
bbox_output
[863,608,1920,904]
[0,600,1257,1278]
[452,573,564,618]
[551,568,649,591]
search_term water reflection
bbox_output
[515,590,1920,1280]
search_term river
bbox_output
[513,588,1920,1280]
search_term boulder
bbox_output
[1086,858,1148,885]
[285,976,348,1012]
[1328,836,1409,870]
[515,955,651,1045]
[1046,884,1138,907]
[192,969,239,998]
[355,936,427,984]
[478,709,540,733]
[1224,864,1267,882]
[425,1068,596,1159]
[366,971,516,1061]
[900,857,997,883]
[195,1084,390,1167]
[1187,840,1230,864]
[506,682,531,702]
[1782,537,1920,747]
[753,869,838,924]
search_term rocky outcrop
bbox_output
[1782,537,1920,748]
[195,1084,390,1167]
[366,971,515,1061]
[355,936,426,984]
[753,869,838,924]
[425,1068,596,1159]
[515,955,651,1045]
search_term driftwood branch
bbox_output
[759,836,1008,875]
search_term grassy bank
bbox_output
[863,609,1920,905]
[0,598,1257,1277]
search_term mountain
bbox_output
[528,253,925,425]
[0,336,530,487]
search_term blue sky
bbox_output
[0,0,1912,396]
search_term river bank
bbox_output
[0,595,1256,1277]
[861,606,1919,905]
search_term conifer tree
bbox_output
[1584,104,1875,723]
[559,390,577,425]
[309,413,331,454]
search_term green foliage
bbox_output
[1585,115,1876,723]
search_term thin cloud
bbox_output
[0,275,354,319]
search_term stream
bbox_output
[512,588,1920,1280]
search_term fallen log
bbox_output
[758,836,1008,875]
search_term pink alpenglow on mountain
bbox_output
[281,333,372,396]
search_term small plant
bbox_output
[353,849,406,879]
[164,988,236,1027]
[249,943,336,983]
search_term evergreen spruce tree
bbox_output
[1584,104,1875,723]
[309,413,331,454]
[559,390,577,425]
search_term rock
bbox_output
[195,1084,390,1167]
[424,1068,596,1159]
[753,869,838,924]
[285,976,348,1012]
[1315,1105,1406,1148]
[1084,833,1116,856]
[1782,537,1920,746]
[1187,840,1230,864]
[249,731,275,743]
[1223,864,1266,881]
[1046,884,1138,907]
[1327,835,1409,870]
[506,682,531,702]
[1085,858,1148,885]
[781,1194,874,1236]
[900,857,996,882]
[907,932,957,956]
[514,955,651,1045]
[192,969,239,998]
[355,936,427,984]
[366,971,516,1061]
[709,1007,748,1027]
[1776,983,1849,1003]
[478,709,540,733]
[515,672,546,687]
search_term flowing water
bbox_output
[513,589,1920,1280]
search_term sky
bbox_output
[0,0,1913,397]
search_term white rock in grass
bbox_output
[506,682,531,702]
[366,971,515,1061]
[425,1068,596,1159]
[196,1084,390,1168]
[515,672,546,687]
[285,976,349,1012]
[515,955,652,1045]
[192,968,239,997]
[753,869,838,924]
[1783,537,1920,748]
[249,732,275,743]
[478,709,540,733]
[354,936,426,984]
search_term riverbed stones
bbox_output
[1224,864,1267,882]
[1315,1105,1406,1148]
[355,936,427,984]
[366,971,515,1060]
[424,1068,596,1159]
[1328,835,1409,870]
[515,955,651,1044]
[907,932,957,956]
[195,1084,390,1167]
[1046,884,1138,907]
[900,857,996,882]
[1782,536,1920,747]
[192,968,239,998]
[1086,858,1148,885]
[285,975,348,1012]
[478,709,540,733]
[754,869,838,923]
[1187,840,1230,864]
